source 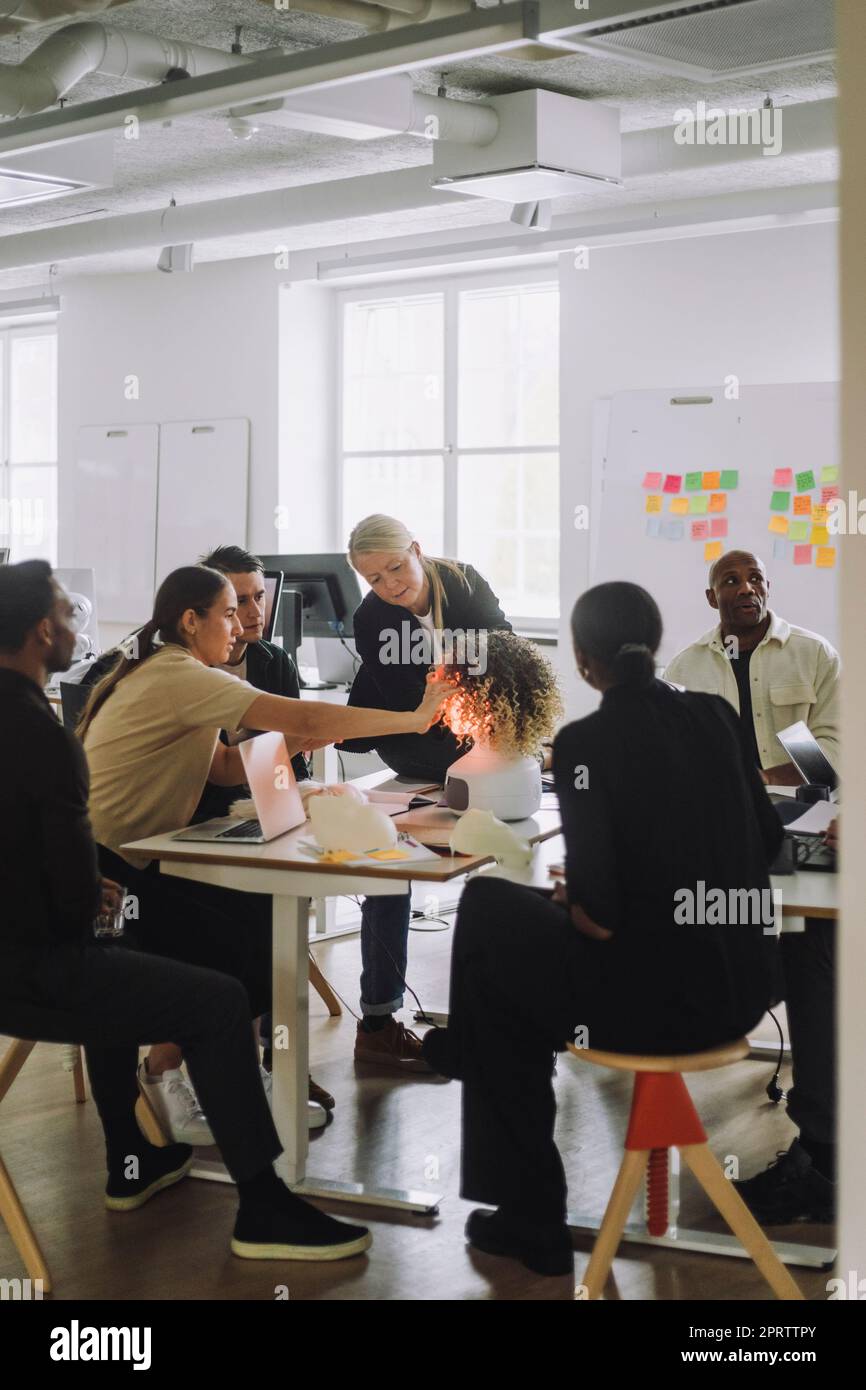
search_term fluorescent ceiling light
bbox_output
[433,165,620,202]
[0,169,84,207]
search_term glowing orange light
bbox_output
[438,670,494,745]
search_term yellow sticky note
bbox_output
[816,546,836,569]
[646,494,662,514]
[704,540,723,563]
[367,848,411,861]
[708,493,727,513]
[811,525,829,545]
[321,850,359,864]
[669,497,689,515]
[702,471,721,490]
[768,515,789,535]
[812,504,828,524]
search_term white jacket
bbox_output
[664,612,840,771]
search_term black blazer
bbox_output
[552,678,785,1052]
[342,562,511,779]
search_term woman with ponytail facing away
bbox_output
[421,581,785,1279]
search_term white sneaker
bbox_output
[137,1063,215,1146]
[260,1066,326,1131]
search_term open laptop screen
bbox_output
[777,720,839,793]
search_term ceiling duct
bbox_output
[544,0,834,80]
[0,1,131,37]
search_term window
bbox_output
[340,276,559,629]
[0,327,58,564]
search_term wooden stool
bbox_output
[0,1039,70,1292]
[566,1038,803,1301]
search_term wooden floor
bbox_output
[0,920,834,1301]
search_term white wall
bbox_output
[558,220,839,718]
[58,255,283,645]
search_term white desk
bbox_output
[123,796,561,1214]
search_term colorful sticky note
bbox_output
[793,544,812,566]
[773,537,788,561]
[663,474,682,493]
[708,493,727,513]
[643,472,663,489]
[816,546,836,569]
[770,491,790,512]
[689,494,709,515]
[793,494,812,516]
[768,515,789,536]
[684,472,703,492]
[788,520,810,542]
[691,520,709,540]
[710,517,728,538]
[660,519,684,541]
[795,470,816,492]
[773,468,793,487]
[367,848,411,861]
[669,497,689,516]
[821,486,839,505]
[702,471,721,490]
[719,470,739,490]
[812,504,828,524]
[820,466,838,485]
[811,525,829,546]
[646,516,661,538]
[646,494,662,513]
[704,540,723,563]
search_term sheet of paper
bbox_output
[786,801,837,835]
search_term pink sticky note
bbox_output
[691,520,709,541]
[643,472,663,489]
[793,545,812,566]
[822,485,840,504]
[710,517,728,538]
[663,474,682,493]
[773,468,794,487]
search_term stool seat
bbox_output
[566,1037,749,1074]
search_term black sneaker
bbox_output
[105,1142,193,1211]
[232,1197,371,1262]
[465,1207,574,1277]
[734,1139,836,1224]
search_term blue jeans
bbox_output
[360,892,412,1016]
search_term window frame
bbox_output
[337,266,559,634]
[0,321,59,565]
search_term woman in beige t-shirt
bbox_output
[79,563,447,1142]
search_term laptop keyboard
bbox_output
[217,819,263,840]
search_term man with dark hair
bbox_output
[0,560,371,1262]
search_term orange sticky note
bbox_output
[816,546,836,569]
[702,471,721,490]
[669,497,689,515]
[646,494,662,514]
[704,540,723,563]
[708,493,727,513]
[811,525,829,546]
[367,848,411,861]
[321,850,359,864]
[793,495,812,516]
[768,515,788,535]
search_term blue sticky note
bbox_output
[661,518,685,541]
[772,536,789,561]
[646,516,661,538]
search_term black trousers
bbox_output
[447,877,770,1223]
[781,917,836,1145]
[98,845,272,1020]
[0,943,281,1183]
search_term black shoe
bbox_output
[733,1139,836,1224]
[465,1207,574,1277]
[105,1142,194,1211]
[232,1197,371,1262]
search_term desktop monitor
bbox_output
[261,569,284,644]
[0,548,9,565]
[258,554,363,640]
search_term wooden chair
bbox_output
[566,1037,804,1301]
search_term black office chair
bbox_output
[58,680,90,732]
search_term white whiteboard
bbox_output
[592,384,839,667]
[72,424,159,623]
[155,418,249,586]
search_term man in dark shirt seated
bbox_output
[0,560,369,1263]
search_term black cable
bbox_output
[337,891,433,1021]
[765,1008,787,1104]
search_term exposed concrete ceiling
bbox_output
[0,0,838,293]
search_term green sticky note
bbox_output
[689,494,709,515]
[770,491,791,512]
[719,470,739,489]
[684,472,702,492]
[788,519,810,542]
[820,465,838,484]
[795,470,816,491]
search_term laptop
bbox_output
[776,721,839,796]
[173,731,306,844]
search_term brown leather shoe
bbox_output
[309,1075,335,1111]
[354,1019,434,1073]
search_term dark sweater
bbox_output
[342,562,511,779]
[552,679,785,1047]
[0,669,100,959]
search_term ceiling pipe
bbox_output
[0,22,260,119]
[0,0,130,34]
[267,0,471,34]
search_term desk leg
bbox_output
[272,894,310,1188]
